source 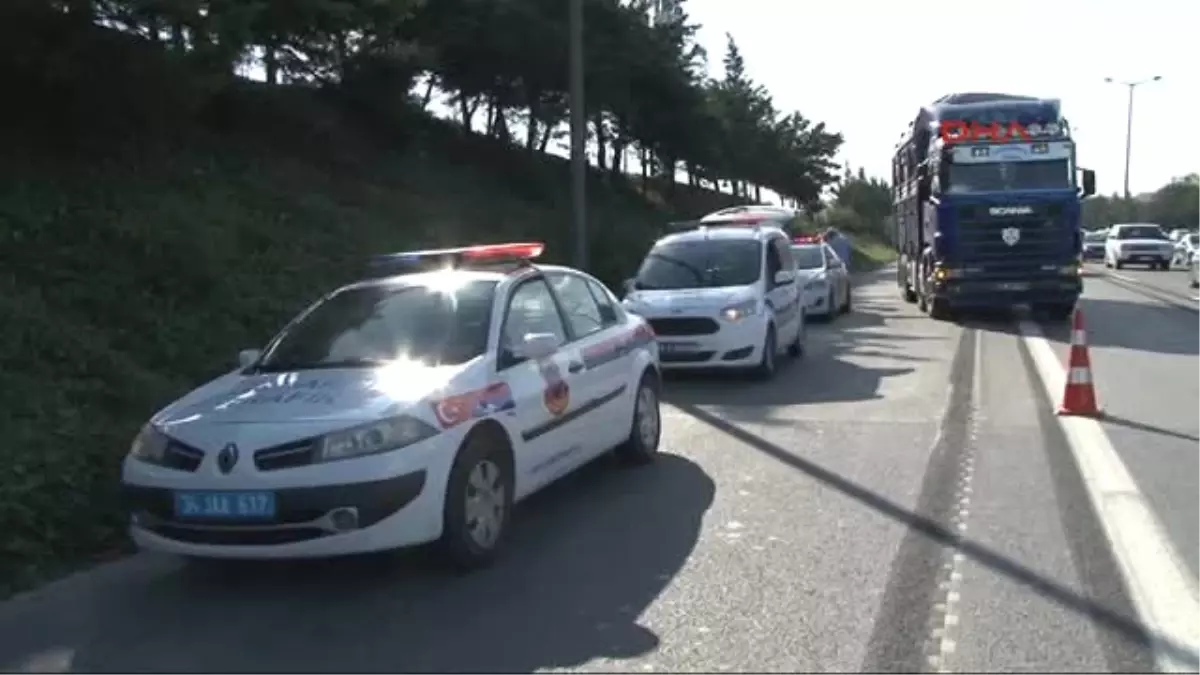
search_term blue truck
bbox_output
[891,93,1096,320]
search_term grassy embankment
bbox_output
[0,15,893,598]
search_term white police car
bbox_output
[122,243,661,569]
[790,236,851,319]
[620,208,806,378]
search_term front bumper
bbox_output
[644,313,770,369]
[1112,249,1172,264]
[122,433,458,558]
[931,276,1082,309]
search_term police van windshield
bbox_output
[634,239,761,290]
[946,159,1071,193]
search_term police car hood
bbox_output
[152,360,482,428]
[625,286,752,314]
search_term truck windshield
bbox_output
[634,240,762,290]
[946,159,1071,193]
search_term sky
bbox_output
[684,0,1198,197]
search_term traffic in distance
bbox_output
[120,205,871,565]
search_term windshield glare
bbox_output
[946,159,1072,193]
[256,279,498,371]
[635,240,762,290]
[790,245,824,269]
[1116,226,1167,240]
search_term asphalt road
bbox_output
[1046,267,1199,579]
[0,268,1184,673]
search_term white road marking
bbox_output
[1018,320,1200,673]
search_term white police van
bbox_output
[621,206,807,379]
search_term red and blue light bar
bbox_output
[367,242,545,278]
[792,235,821,244]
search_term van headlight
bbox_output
[316,415,440,463]
[721,299,758,322]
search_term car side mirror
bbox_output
[510,332,561,361]
[238,348,261,368]
[1080,169,1096,198]
[773,270,795,286]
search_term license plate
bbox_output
[658,341,699,354]
[174,491,276,520]
[997,282,1030,292]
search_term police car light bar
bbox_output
[793,235,821,244]
[366,242,545,278]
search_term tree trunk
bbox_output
[593,114,608,172]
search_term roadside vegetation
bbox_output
[0,0,895,597]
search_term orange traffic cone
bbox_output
[1058,309,1102,417]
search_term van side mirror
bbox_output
[1080,169,1096,198]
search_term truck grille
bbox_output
[646,317,719,336]
[953,204,1067,269]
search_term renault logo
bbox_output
[1001,227,1021,247]
[217,443,239,474]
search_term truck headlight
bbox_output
[316,415,440,463]
[129,424,170,465]
[721,299,758,322]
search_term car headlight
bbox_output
[316,415,440,463]
[721,299,758,322]
[129,424,170,465]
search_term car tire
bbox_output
[614,371,661,465]
[753,324,777,380]
[1114,260,1124,270]
[842,286,852,314]
[929,297,952,321]
[438,426,514,572]
[788,311,806,358]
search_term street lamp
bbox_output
[1104,75,1162,199]
[568,0,587,269]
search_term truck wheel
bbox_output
[928,298,952,321]
[1114,260,1124,270]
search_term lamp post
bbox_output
[568,0,587,269]
[1104,76,1162,199]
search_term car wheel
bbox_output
[439,427,514,571]
[614,371,661,465]
[1114,260,1124,270]
[753,324,777,380]
[788,310,806,358]
[842,285,852,313]
[825,289,836,321]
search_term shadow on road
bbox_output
[1039,296,1199,356]
[668,401,1198,671]
[0,454,714,673]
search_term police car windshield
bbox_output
[790,245,824,269]
[635,239,761,290]
[1084,232,1106,243]
[1115,226,1167,240]
[946,159,1071,193]
[255,279,498,371]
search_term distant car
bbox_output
[1172,232,1199,267]
[790,236,851,319]
[122,242,662,568]
[1104,223,1174,270]
[1191,256,1199,289]
[1169,228,1189,242]
[1081,230,1106,261]
[622,209,807,379]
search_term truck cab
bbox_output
[892,93,1096,320]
